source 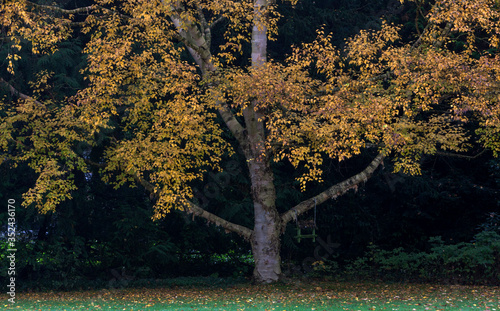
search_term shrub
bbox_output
[343,230,500,285]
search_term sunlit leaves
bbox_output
[71,0,234,216]
[1,0,500,213]
[427,0,500,50]
[346,21,401,77]
[0,97,88,212]
[282,3,499,179]
[22,159,78,213]
[0,0,73,57]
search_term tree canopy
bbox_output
[1,0,499,283]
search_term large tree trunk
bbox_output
[248,158,281,283]
[246,0,282,283]
[169,0,283,283]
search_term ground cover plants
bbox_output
[2,280,499,310]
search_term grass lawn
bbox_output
[2,281,499,310]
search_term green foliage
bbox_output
[314,154,500,260]
[310,259,339,277]
[0,167,180,290]
[175,249,254,279]
[477,211,500,234]
[343,229,500,285]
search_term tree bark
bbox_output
[247,156,281,283]
[245,0,282,283]
[244,100,280,281]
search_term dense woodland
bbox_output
[1,0,499,288]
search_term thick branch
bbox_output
[25,1,131,19]
[196,4,211,47]
[168,7,247,149]
[186,200,253,240]
[217,103,247,149]
[0,78,43,106]
[171,32,207,68]
[124,166,253,240]
[25,1,94,14]
[131,171,156,194]
[436,149,487,160]
[209,16,225,29]
[170,15,213,74]
[280,153,385,228]
[433,22,452,49]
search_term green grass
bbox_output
[2,281,500,310]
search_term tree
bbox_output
[1,0,499,283]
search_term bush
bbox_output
[343,230,500,285]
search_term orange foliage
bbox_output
[1,0,499,216]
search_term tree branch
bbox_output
[25,1,131,19]
[121,165,253,240]
[170,16,214,74]
[433,22,452,49]
[411,23,431,51]
[196,4,212,48]
[0,77,43,106]
[172,32,206,67]
[217,102,248,149]
[185,200,253,241]
[280,153,385,229]
[168,7,247,150]
[436,149,487,160]
[128,170,155,194]
[25,1,94,14]
[209,16,225,29]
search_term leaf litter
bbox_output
[2,281,499,310]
